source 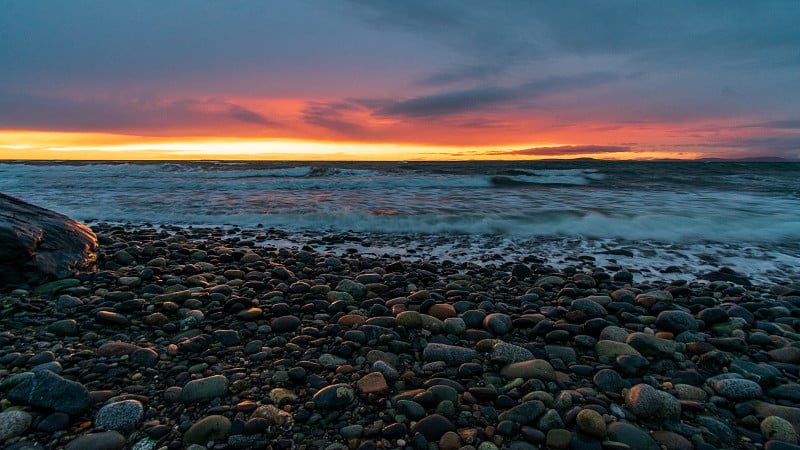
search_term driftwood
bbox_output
[0,193,97,288]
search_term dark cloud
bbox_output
[376,72,618,118]
[738,120,800,130]
[722,137,800,159]
[0,91,278,134]
[301,101,366,135]
[494,145,631,156]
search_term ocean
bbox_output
[2,160,799,284]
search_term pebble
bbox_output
[422,343,480,365]
[356,372,388,394]
[625,383,662,419]
[183,415,231,445]
[607,422,659,450]
[762,416,800,444]
[500,359,556,381]
[95,400,144,432]
[312,383,355,409]
[410,414,455,441]
[178,375,229,403]
[0,410,32,442]
[63,431,125,449]
[710,377,764,400]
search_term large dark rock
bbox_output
[0,193,97,288]
[7,369,91,415]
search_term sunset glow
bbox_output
[1,2,798,160]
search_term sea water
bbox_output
[2,160,799,283]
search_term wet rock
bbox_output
[48,319,79,336]
[95,399,144,432]
[356,372,388,394]
[0,410,32,443]
[64,431,126,450]
[497,400,546,424]
[500,359,557,381]
[0,193,97,287]
[607,422,659,450]
[312,384,355,409]
[762,416,800,444]
[655,310,699,333]
[422,343,480,366]
[576,408,606,438]
[8,369,91,415]
[179,375,229,403]
[183,415,231,445]
[625,383,662,419]
[410,414,455,441]
[710,378,763,401]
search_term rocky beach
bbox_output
[1,223,799,450]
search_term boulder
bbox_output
[0,193,96,288]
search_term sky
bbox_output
[1,1,799,160]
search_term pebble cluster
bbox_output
[1,224,800,450]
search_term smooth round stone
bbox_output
[576,409,606,438]
[625,383,662,419]
[428,304,457,320]
[607,422,659,450]
[490,342,534,364]
[537,409,565,432]
[422,343,480,366]
[48,319,79,336]
[340,424,364,439]
[178,375,229,403]
[183,415,232,445]
[396,311,422,328]
[0,410,32,442]
[443,317,466,335]
[484,313,513,335]
[651,431,693,450]
[571,299,608,318]
[64,431,125,449]
[271,315,300,332]
[37,412,71,433]
[213,329,241,346]
[237,307,263,320]
[616,354,649,375]
[96,311,130,326]
[410,414,455,441]
[438,430,462,450]
[598,326,630,342]
[312,384,355,409]
[595,340,640,359]
[130,348,159,368]
[357,372,388,394]
[762,416,799,444]
[500,359,556,381]
[95,400,144,432]
[593,369,630,394]
[625,333,676,357]
[710,378,763,401]
[97,341,142,357]
[655,310,699,333]
[546,428,572,449]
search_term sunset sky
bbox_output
[1,1,799,160]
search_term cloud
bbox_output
[0,91,279,134]
[301,101,367,135]
[494,145,632,156]
[375,72,619,118]
[737,119,800,130]
[722,137,800,158]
